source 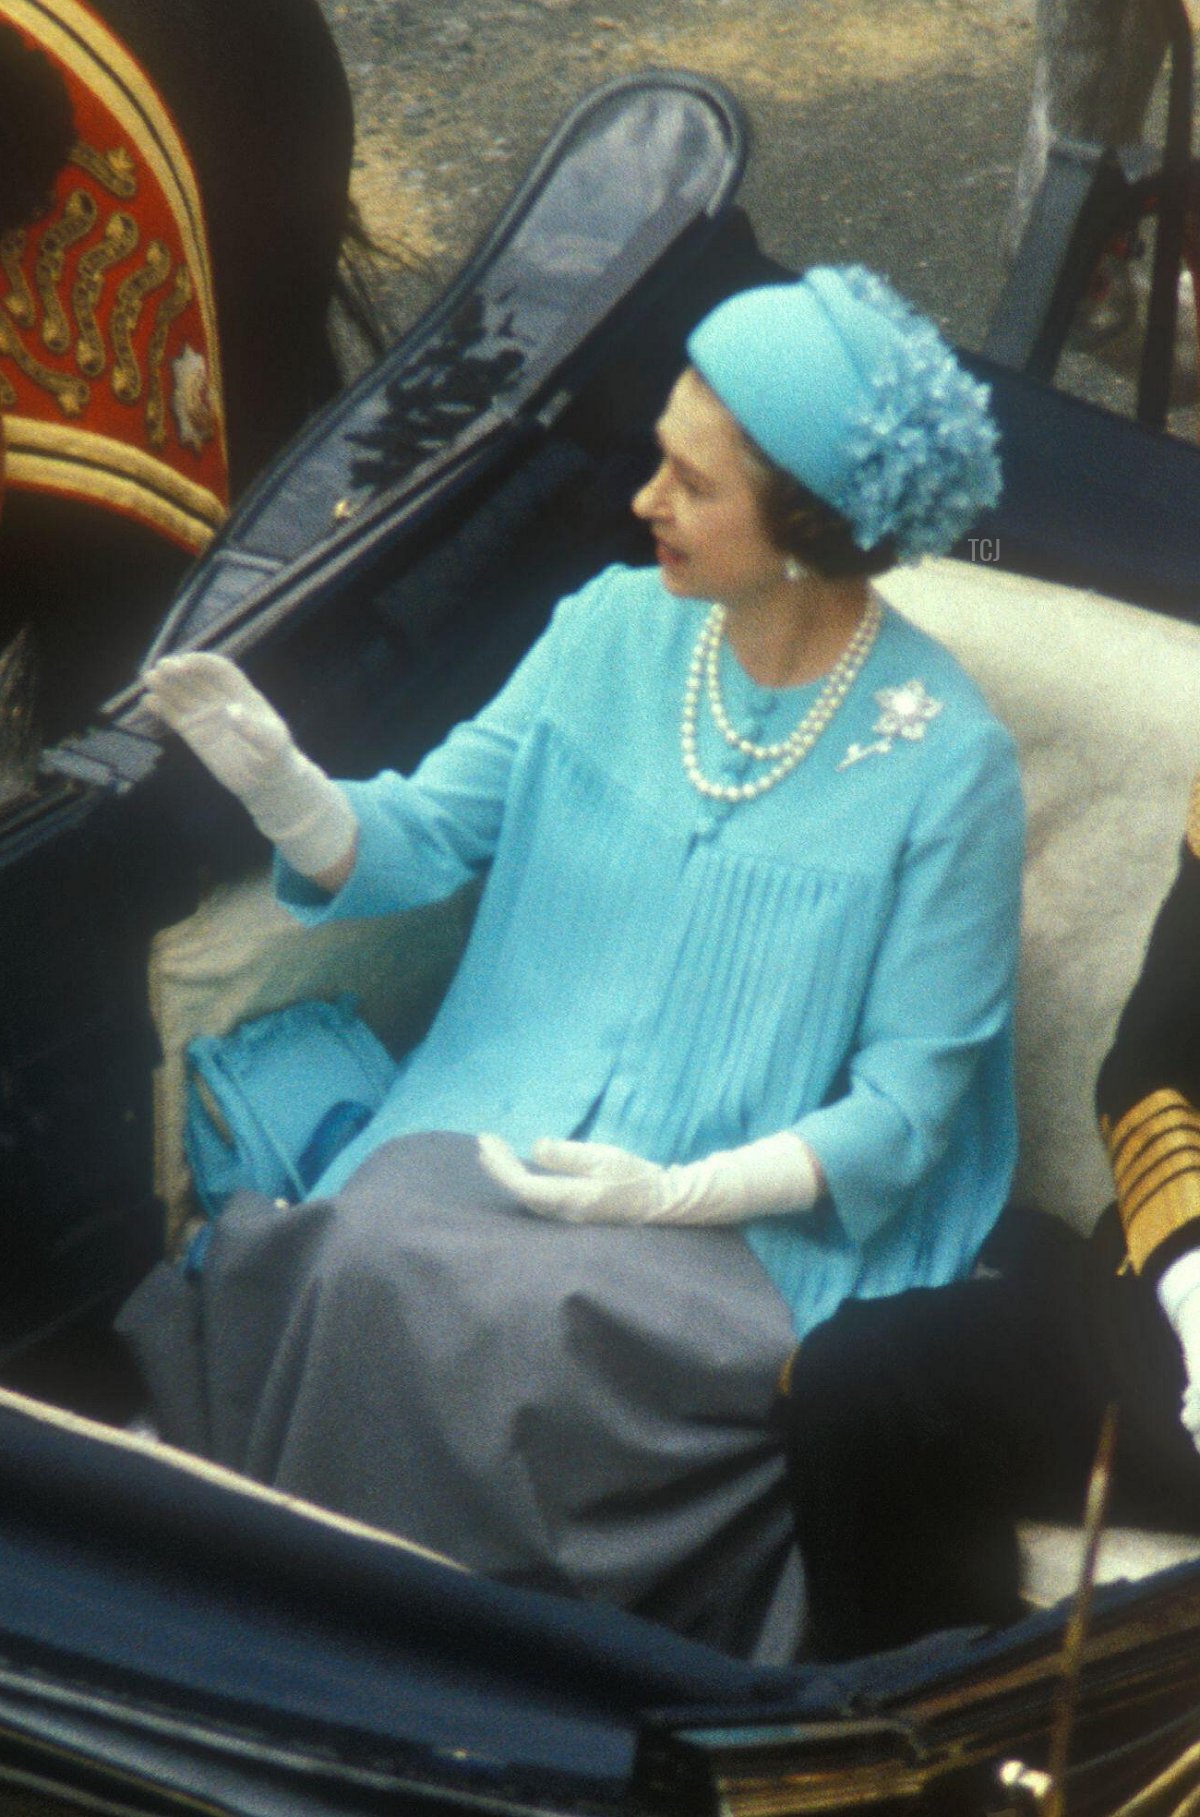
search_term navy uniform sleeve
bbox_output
[1097,774,1200,1283]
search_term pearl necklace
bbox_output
[681,595,883,803]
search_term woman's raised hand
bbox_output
[143,652,358,884]
[477,1130,822,1225]
[145,653,294,797]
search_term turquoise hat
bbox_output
[687,265,1001,562]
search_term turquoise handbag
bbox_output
[184,995,399,1221]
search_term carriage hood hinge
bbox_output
[40,725,162,794]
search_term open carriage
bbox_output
[4,49,1200,1817]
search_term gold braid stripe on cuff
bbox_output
[1103,1088,1200,1274]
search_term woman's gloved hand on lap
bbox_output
[478,1130,823,1226]
[1158,1247,1200,1453]
[143,652,357,883]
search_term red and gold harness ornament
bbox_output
[0,0,228,552]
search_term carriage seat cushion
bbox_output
[879,557,1200,1233]
[1017,1520,1200,1607]
[149,872,480,1244]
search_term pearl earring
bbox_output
[783,556,806,583]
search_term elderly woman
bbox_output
[120,266,1024,1661]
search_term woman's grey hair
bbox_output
[738,435,898,581]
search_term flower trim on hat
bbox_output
[828,266,1001,562]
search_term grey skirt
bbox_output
[117,1131,804,1660]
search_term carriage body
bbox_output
[1,66,1200,1817]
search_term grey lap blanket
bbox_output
[117,1131,803,1661]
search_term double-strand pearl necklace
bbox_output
[681,594,883,803]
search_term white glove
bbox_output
[1157,1247,1200,1452]
[143,653,357,880]
[477,1130,822,1226]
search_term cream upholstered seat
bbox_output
[148,554,1200,1606]
[880,558,1200,1236]
[880,557,1200,1605]
[148,871,479,1248]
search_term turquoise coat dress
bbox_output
[278,563,1025,1339]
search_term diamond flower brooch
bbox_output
[837,679,942,770]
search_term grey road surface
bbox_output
[317,0,1040,352]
